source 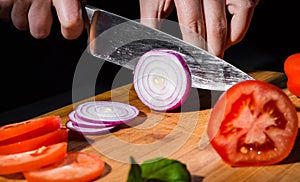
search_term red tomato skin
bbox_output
[0,142,67,175]
[23,152,105,182]
[284,53,300,96]
[0,128,68,155]
[287,79,300,97]
[0,116,62,143]
[207,80,298,166]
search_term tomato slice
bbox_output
[0,128,68,155]
[0,116,61,143]
[23,152,105,182]
[207,80,298,166]
[0,142,67,175]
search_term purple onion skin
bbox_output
[66,121,115,135]
[69,102,139,125]
[134,49,192,111]
[159,49,191,111]
[70,119,114,128]
[67,101,139,134]
[68,111,115,128]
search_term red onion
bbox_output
[133,49,191,111]
[68,111,113,128]
[66,121,115,135]
[75,101,139,125]
[66,101,139,135]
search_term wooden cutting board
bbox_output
[1,71,300,182]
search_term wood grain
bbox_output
[1,71,300,182]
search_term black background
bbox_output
[0,0,300,124]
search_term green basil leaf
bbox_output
[127,156,143,182]
[141,157,191,182]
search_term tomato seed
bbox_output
[240,147,248,154]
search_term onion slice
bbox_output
[133,49,191,111]
[67,101,139,134]
[68,111,114,128]
[66,121,115,135]
[75,101,139,125]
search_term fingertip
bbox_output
[30,27,51,39]
[52,0,85,40]
[27,2,53,39]
[28,17,52,39]
[60,19,84,40]
[12,21,29,31]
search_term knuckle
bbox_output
[185,20,204,34]
[211,20,227,36]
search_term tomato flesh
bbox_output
[0,142,67,174]
[23,152,105,182]
[0,128,68,155]
[0,116,61,143]
[208,80,298,166]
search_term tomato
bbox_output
[207,80,298,166]
[0,142,67,174]
[0,128,68,155]
[284,53,300,96]
[23,152,105,182]
[0,116,61,143]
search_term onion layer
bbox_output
[68,111,113,128]
[67,101,139,135]
[66,121,115,135]
[133,49,191,111]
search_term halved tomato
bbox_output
[0,142,67,175]
[23,152,105,182]
[0,116,61,144]
[207,80,298,166]
[0,128,68,155]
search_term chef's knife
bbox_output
[84,5,254,91]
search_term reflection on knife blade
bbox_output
[85,5,254,91]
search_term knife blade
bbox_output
[84,5,254,91]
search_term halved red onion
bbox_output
[75,101,139,125]
[133,49,191,111]
[66,121,115,135]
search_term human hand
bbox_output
[0,0,84,40]
[139,0,259,58]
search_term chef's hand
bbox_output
[139,0,259,58]
[0,0,84,40]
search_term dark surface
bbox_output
[225,0,300,71]
[0,0,300,125]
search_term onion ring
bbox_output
[133,49,191,111]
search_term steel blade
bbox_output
[85,5,254,91]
